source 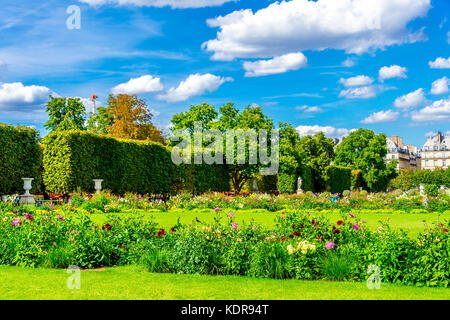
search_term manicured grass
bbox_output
[89,209,448,237]
[0,265,448,300]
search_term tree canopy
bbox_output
[335,128,397,191]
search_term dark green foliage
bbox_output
[43,130,228,195]
[326,165,352,194]
[335,129,397,191]
[410,168,449,187]
[0,123,42,194]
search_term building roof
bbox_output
[422,132,449,151]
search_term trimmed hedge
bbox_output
[277,165,313,193]
[326,165,352,194]
[43,130,230,195]
[0,124,42,194]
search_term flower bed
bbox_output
[0,206,448,288]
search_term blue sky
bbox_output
[0,0,449,147]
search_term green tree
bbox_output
[388,168,414,190]
[277,122,306,192]
[335,128,397,191]
[44,96,86,132]
[298,132,335,192]
[87,106,114,135]
[170,103,275,194]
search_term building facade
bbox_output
[420,132,449,170]
[385,136,421,171]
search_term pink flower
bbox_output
[326,242,335,249]
[353,224,360,231]
[228,212,234,218]
[214,207,221,213]
[232,222,238,230]
[12,218,21,226]
[57,215,64,221]
[349,213,355,218]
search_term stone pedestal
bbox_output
[20,178,35,204]
[93,179,103,194]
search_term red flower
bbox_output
[157,228,165,237]
[299,224,304,228]
[333,229,341,234]
[292,224,295,229]
[289,234,294,239]
[337,220,343,225]
[444,229,448,233]
[170,227,176,233]
[293,231,301,236]
[281,236,287,241]
[102,224,112,231]
[311,219,315,225]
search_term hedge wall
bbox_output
[277,165,313,193]
[43,130,231,195]
[0,124,42,194]
[326,165,352,194]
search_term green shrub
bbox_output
[0,124,42,194]
[249,241,292,279]
[424,184,439,197]
[326,165,352,194]
[319,249,356,281]
[43,130,230,195]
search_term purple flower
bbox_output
[12,218,21,226]
[353,224,360,231]
[326,242,335,250]
[25,214,33,221]
[227,212,234,218]
[349,213,355,218]
[232,222,238,230]
[214,207,221,213]
[57,215,64,221]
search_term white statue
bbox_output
[297,176,303,194]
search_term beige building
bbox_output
[385,136,421,170]
[420,132,449,170]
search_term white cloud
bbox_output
[430,76,449,95]
[378,65,407,81]
[0,82,51,111]
[339,86,377,99]
[428,57,450,69]
[339,75,374,87]
[394,88,427,109]
[78,0,236,8]
[111,75,163,95]
[342,58,356,67]
[411,98,450,122]
[296,105,322,113]
[243,52,307,77]
[296,125,355,139]
[156,73,233,102]
[361,109,399,124]
[203,0,430,61]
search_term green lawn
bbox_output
[0,265,448,300]
[90,209,448,237]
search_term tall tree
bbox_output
[170,103,275,194]
[44,96,86,132]
[106,94,166,143]
[334,128,397,191]
[298,132,335,192]
[87,106,114,135]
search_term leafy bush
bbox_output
[43,130,229,195]
[424,184,439,197]
[0,124,42,194]
[326,165,352,194]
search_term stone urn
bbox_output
[93,179,103,194]
[20,178,35,204]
